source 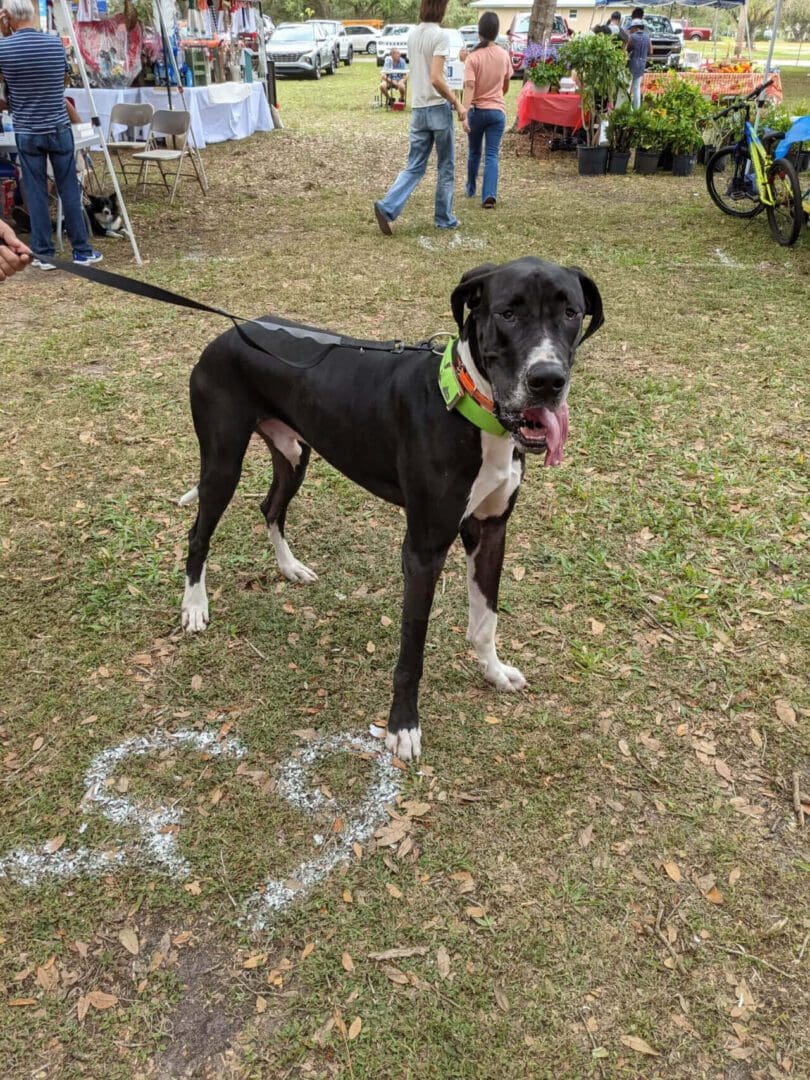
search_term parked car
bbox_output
[343,23,380,54]
[376,23,416,66]
[267,23,334,79]
[459,24,479,49]
[621,14,682,66]
[673,20,712,41]
[506,13,572,77]
[308,19,353,66]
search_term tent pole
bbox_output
[57,0,142,265]
[763,0,783,77]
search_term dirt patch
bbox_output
[152,942,247,1080]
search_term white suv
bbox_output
[308,19,353,66]
[344,24,380,55]
[376,24,415,66]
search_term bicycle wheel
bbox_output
[706,145,765,218]
[765,157,803,247]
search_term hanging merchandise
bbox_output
[187,0,205,36]
[75,15,143,87]
[76,0,100,22]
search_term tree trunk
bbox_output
[734,1,747,57]
[528,0,557,46]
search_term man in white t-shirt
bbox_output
[373,0,466,234]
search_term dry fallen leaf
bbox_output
[382,965,409,985]
[386,883,403,899]
[368,946,429,961]
[86,991,119,1011]
[589,618,605,636]
[465,905,486,919]
[9,998,37,1007]
[436,946,450,979]
[714,759,733,782]
[494,986,510,1012]
[36,963,59,994]
[347,1016,362,1041]
[43,834,65,855]
[243,953,266,970]
[190,674,203,691]
[366,641,376,654]
[774,699,796,725]
[301,942,315,960]
[342,888,353,904]
[728,867,741,886]
[620,1034,660,1056]
[184,880,202,896]
[662,861,682,883]
[705,886,724,905]
[341,952,355,973]
[255,995,267,1014]
[578,823,594,849]
[118,928,139,956]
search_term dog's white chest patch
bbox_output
[464,433,520,522]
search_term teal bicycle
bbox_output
[705,79,804,247]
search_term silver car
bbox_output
[308,19,353,66]
[266,23,334,79]
[343,24,380,55]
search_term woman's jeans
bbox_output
[631,74,643,109]
[15,125,92,259]
[465,106,506,203]
[377,102,457,228]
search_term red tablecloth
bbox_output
[516,83,583,132]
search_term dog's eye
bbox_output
[565,308,579,320]
[499,309,515,321]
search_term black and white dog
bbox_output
[84,194,127,239]
[179,258,603,760]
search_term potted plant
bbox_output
[606,102,634,174]
[667,115,702,175]
[559,32,630,176]
[528,57,570,95]
[631,107,665,174]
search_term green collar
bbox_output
[437,338,507,437]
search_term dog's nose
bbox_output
[526,362,566,398]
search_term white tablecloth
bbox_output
[68,82,274,150]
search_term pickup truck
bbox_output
[672,20,713,42]
[622,14,682,67]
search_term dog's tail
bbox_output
[178,485,199,507]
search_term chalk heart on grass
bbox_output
[0,729,401,930]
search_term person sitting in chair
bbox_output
[380,48,408,105]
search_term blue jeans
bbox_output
[15,125,92,259]
[465,106,506,203]
[378,102,457,229]
[631,75,643,109]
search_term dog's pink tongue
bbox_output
[540,403,569,467]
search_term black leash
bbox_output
[51,259,424,368]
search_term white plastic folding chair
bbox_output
[132,109,207,203]
[104,102,154,186]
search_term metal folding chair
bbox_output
[104,102,154,187]
[132,109,207,203]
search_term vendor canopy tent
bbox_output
[594,0,744,8]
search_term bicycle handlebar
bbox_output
[712,78,775,119]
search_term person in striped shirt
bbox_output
[0,0,101,269]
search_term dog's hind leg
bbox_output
[182,402,254,633]
[257,420,317,585]
[460,512,527,693]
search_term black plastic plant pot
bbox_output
[672,153,696,177]
[698,143,715,165]
[659,148,674,171]
[634,149,660,175]
[607,150,630,174]
[577,145,608,176]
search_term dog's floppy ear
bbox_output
[450,262,497,332]
[568,267,604,343]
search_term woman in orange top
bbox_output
[462,12,512,208]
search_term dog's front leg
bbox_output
[386,534,450,762]
[461,513,526,692]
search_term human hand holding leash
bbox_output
[0,220,32,281]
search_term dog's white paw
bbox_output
[385,726,421,761]
[182,576,209,633]
[280,558,318,585]
[487,662,527,692]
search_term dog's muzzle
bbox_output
[499,402,570,464]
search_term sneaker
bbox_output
[482,197,497,209]
[373,201,393,237]
[31,258,56,271]
[73,249,104,265]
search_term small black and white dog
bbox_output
[84,194,126,238]
[179,258,603,760]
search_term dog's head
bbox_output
[85,194,121,232]
[451,257,603,455]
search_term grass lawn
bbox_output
[0,60,808,1079]
[690,36,810,67]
